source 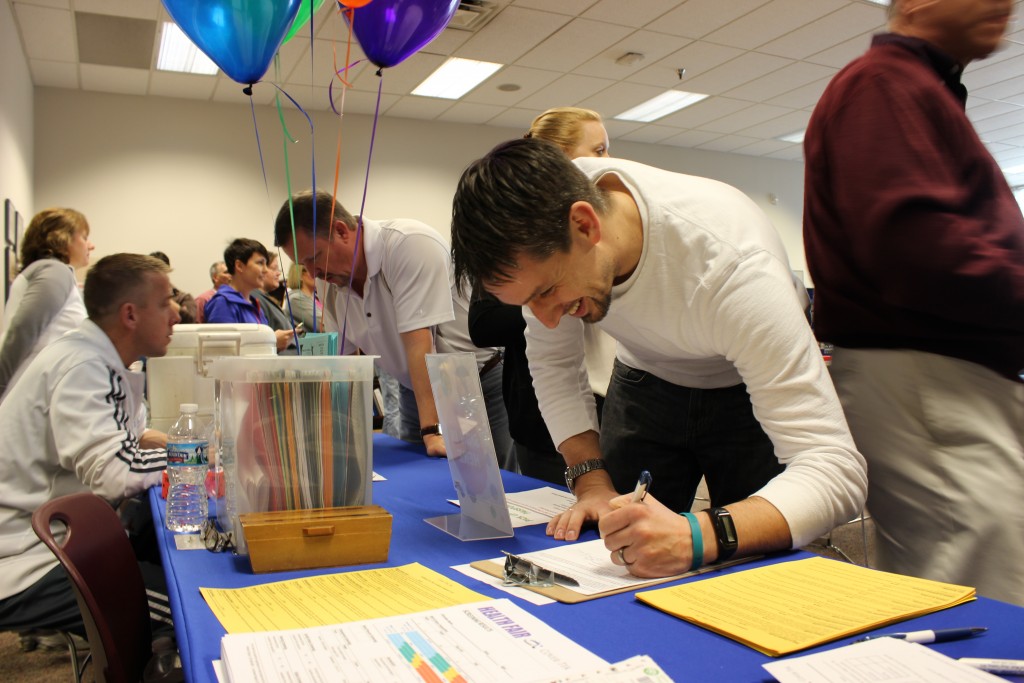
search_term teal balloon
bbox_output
[161,0,304,84]
[282,0,326,44]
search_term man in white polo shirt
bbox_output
[274,190,512,466]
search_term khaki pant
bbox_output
[831,347,1024,605]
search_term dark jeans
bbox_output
[600,360,784,513]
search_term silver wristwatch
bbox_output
[564,459,607,494]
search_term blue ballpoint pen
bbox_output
[631,470,652,503]
[855,627,987,644]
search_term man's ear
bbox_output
[119,301,138,330]
[568,201,602,247]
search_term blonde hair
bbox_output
[20,208,89,268]
[525,107,603,154]
[286,263,304,290]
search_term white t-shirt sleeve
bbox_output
[701,250,867,547]
[524,309,598,450]
[384,232,456,333]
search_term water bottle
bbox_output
[166,403,208,533]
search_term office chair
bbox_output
[31,492,153,683]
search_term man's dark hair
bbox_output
[223,238,268,275]
[274,190,357,250]
[149,251,170,266]
[451,137,607,296]
[84,253,169,320]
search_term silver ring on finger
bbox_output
[618,547,633,566]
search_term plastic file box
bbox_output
[147,323,276,431]
[209,356,376,554]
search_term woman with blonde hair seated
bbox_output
[0,208,94,401]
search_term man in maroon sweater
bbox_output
[804,0,1024,605]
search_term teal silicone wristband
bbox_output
[680,512,704,572]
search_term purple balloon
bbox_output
[346,0,460,69]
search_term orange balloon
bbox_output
[340,0,372,7]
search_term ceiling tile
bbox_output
[601,119,644,139]
[679,52,793,96]
[148,71,217,100]
[735,108,810,139]
[967,98,1024,122]
[764,75,834,109]
[485,107,541,130]
[581,0,682,28]
[512,0,596,14]
[515,17,632,72]
[76,12,156,69]
[657,96,754,128]
[29,59,79,88]
[651,0,773,39]
[619,124,686,144]
[418,24,474,56]
[279,38,372,89]
[15,0,68,8]
[456,7,569,64]
[698,103,792,135]
[758,3,885,59]
[965,53,1024,91]
[574,30,692,80]
[659,129,723,147]
[514,73,616,112]
[701,0,847,50]
[79,63,149,95]
[804,30,874,68]
[385,96,452,121]
[631,40,744,89]
[349,52,446,95]
[15,3,76,61]
[730,138,794,156]
[578,81,677,120]
[697,134,761,153]
[461,65,562,106]
[724,61,835,103]
[435,101,508,125]
[973,73,1024,103]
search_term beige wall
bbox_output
[33,87,806,297]
[0,0,35,320]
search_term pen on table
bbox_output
[958,658,1024,675]
[631,470,652,503]
[855,627,987,644]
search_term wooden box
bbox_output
[239,505,392,573]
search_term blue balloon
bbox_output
[161,0,304,85]
[347,0,460,69]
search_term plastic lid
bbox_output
[179,403,199,413]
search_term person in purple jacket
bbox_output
[803,0,1024,604]
[204,238,290,351]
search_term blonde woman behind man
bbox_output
[0,208,94,401]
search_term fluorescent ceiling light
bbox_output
[779,129,806,144]
[412,57,503,99]
[1002,163,1024,174]
[614,91,709,122]
[156,22,219,75]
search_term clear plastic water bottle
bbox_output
[166,403,209,533]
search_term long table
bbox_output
[151,433,1024,682]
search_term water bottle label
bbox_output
[167,441,208,466]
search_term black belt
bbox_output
[480,350,503,376]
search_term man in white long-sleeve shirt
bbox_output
[450,138,866,578]
[0,253,179,636]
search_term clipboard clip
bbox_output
[501,551,579,588]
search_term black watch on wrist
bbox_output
[705,507,738,562]
[564,459,606,494]
[420,423,442,438]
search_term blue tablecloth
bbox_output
[150,433,1024,682]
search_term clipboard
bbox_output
[470,554,758,604]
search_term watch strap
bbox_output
[419,423,442,437]
[705,506,738,562]
[564,459,606,493]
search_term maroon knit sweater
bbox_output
[803,34,1024,381]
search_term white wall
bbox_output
[34,87,806,297]
[0,0,35,319]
